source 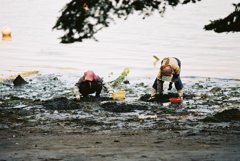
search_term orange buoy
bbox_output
[169,97,182,104]
[2,27,12,41]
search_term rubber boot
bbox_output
[177,89,183,99]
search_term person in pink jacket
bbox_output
[74,70,113,100]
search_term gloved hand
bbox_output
[74,86,81,101]
[148,95,156,101]
[177,89,183,99]
[109,90,114,95]
[76,95,81,101]
[149,88,157,101]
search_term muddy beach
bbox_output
[0,74,240,161]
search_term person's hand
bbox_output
[76,95,81,101]
[74,86,81,101]
[177,89,183,98]
[148,96,156,101]
[109,90,114,95]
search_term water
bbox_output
[0,0,240,82]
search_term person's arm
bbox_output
[168,82,173,90]
[156,71,163,95]
[74,77,84,100]
[171,61,180,82]
[73,85,81,100]
[102,81,114,94]
[171,74,179,82]
[156,79,164,95]
[177,89,183,98]
[96,76,114,94]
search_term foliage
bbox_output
[53,0,201,43]
[153,55,160,67]
[204,3,240,33]
[111,68,130,87]
[53,0,239,43]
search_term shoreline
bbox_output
[1,129,240,161]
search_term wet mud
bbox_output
[0,74,240,132]
[203,108,240,122]
[0,74,240,160]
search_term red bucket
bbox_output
[169,97,182,104]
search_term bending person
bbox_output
[151,57,183,99]
[74,70,113,100]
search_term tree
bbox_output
[204,3,240,33]
[53,0,239,43]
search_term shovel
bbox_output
[112,90,126,100]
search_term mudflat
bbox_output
[0,75,240,161]
[0,129,240,161]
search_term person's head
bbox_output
[160,65,172,82]
[84,70,97,81]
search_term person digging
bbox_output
[150,57,183,101]
[74,70,114,101]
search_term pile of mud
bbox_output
[203,109,240,122]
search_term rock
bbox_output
[13,75,28,86]
[200,93,209,99]
[210,87,221,93]
[53,110,58,114]
[138,114,157,119]
[0,124,9,129]
[214,109,240,121]
[53,77,58,80]
[123,80,130,84]
[203,109,240,122]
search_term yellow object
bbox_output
[2,27,12,41]
[112,90,126,100]
[153,55,160,67]
[112,68,130,86]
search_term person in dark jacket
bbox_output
[151,57,183,99]
[74,70,113,100]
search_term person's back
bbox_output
[74,70,114,101]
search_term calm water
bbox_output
[0,0,240,81]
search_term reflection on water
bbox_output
[0,0,239,80]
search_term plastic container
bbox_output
[112,90,126,100]
[169,97,182,104]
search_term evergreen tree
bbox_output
[53,0,239,43]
